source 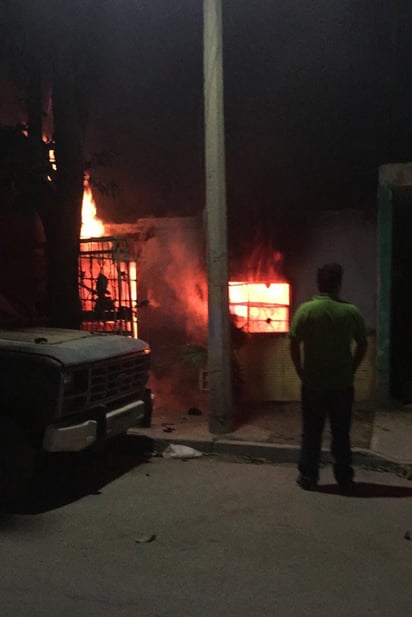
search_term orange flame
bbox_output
[81,178,105,239]
[229,237,290,333]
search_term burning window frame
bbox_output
[228,281,290,334]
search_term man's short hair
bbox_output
[317,263,343,293]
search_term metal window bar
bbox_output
[78,237,137,337]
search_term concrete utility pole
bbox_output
[203,0,233,433]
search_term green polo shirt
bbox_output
[289,294,367,390]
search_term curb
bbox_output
[131,432,412,474]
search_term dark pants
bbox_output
[298,386,354,485]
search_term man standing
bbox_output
[289,263,368,493]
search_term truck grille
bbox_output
[62,352,149,416]
[89,354,148,404]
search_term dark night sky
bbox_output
[2,1,412,249]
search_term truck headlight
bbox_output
[61,368,89,415]
[63,371,74,390]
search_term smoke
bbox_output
[162,224,207,344]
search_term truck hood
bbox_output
[0,327,150,366]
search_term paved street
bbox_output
[1,436,412,617]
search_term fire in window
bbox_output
[79,237,139,338]
[76,177,141,338]
[228,281,290,333]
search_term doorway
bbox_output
[378,163,412,403]
[390,188,412,400]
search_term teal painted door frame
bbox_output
[377,164,412,403]
[377,185,392,402]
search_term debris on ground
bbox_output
[135,534,157,544]
[162,444,203,459]
[399,465,412,480]
[404,531,411,541]
[241,456,267,465]
[187,407,202,416]
[162,423,176,433]
[361,462,412,480]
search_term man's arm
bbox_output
[353,339,368,373]
[290,339,304,381]
[352,309,368,373]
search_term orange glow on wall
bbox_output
[228,281,290,333]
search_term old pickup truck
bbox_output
[0,327,152,500]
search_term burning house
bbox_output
[0,159,380,429]
[79,178,378,417]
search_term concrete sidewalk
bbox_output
[370,409,412,465]
[129,402,412,470]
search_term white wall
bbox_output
[288,209,377,331]
[108,211,378,403]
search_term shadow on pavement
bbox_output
[2,434,155,516]
[318,482,412,498]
